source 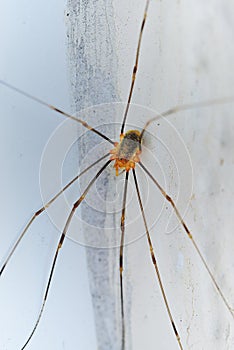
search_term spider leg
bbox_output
[20,159,112,350]
[119,170,129,350]
[140,96,234,141]
[121,0,150,135]
[0,79,114,145]
[139,161,234,319]
[132,168,184,350]
[0,153,110,276]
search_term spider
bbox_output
[1,0,234,349]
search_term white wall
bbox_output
[0,1,234,350]
[0,0,97,349]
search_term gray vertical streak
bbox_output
[66,0,118,110]
[65,1,122,349]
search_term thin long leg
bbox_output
[0,80,115,145]
[139,161,234,318]
[0,153,110,276]
[120,0,150,135]
[132,169,183,350]
[20,159,112,350]
[119,171,129,350]
[140,96,234,141]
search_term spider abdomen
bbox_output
[110,130,142,175]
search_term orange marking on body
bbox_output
[110,130,142,176]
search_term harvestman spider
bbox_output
[1,0,234,349]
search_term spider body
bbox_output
[1,0,234,348]
[110,130,142,175]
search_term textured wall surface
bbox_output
[66,1,122,349]
[65,1,234,349]
[0,1,234,350]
